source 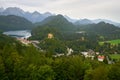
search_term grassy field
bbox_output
[109,54,120,60]
[108,39,120,45]
[99,39,120,45]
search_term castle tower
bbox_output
[48,33,54,39]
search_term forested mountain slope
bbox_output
[0,15,34,31]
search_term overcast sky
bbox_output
[0,0,120,22]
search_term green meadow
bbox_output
[99,39,120,45]
[109,54,120,60]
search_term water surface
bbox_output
[3,30,31,39]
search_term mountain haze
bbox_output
[93,19,120,27]
[74,19,94,25]
[0,7,53,23]
[0,7,120,27]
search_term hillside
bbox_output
[35,15,75,31]
[0,15,34,31]
[31,15,77,40]
[77,22,120,40]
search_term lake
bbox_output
[3,30,31,39]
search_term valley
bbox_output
[0,7,120,80]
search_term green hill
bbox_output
[77,22,120,40]
[35,15,76,31]
[0,15,34,31]
[31,15,77,40]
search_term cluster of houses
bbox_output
[17,38,31,45]
[17,38,40,46]
[81,49,105,62]
[81,49,115,64]
[53,48,109,63]
[53,48,74,57]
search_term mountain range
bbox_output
[0,7,53,23]
[74,19,120,27]
[0,7,120,27]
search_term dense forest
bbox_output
[0,34,120,80]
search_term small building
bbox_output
[81,37,85,41]
[67,48,73,56]
[81,49,95,60]
[53,54,64,57]
[96,52,100,55]
[98,55,105,62]
[48,33,54,39]
[81,52,88,58]
[31,40,40,44]
[87,49,95,57]
[17,38,31,45]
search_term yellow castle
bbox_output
[48,33,54,39]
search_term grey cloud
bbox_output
[0,0,120,22]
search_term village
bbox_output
[16,33,115,64]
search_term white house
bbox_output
[67,48,73,56]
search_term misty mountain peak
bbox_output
[33,11,41,15]
[44,12,52,16]
[0,7,120,26]
[5,7,24,13]
[75,18,93,25]
[0,7,4,12]
[0,7,53,23]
